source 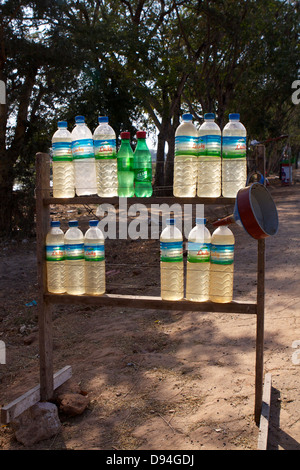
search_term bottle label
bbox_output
[198,135,221,157]
[222,136,246,159]
[187,242,211,263]
[65,243,84,260]
[94,138,116,159]
[160,241,183,262]
[198,137,206,154]
[52,142,72,161]
[72,139,94,159]
[134,169,151,182]
[84,245,105,262]
[175,136,198,156]
[46,245,65,261]
[210,244,234,265]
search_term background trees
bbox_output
[1,0,299,236]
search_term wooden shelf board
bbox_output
[42,196,236,206]
[44,292,257,315]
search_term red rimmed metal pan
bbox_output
[213,183,279,239]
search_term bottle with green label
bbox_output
[84,220,105,295]
[197,113,221,197]
[64,220,85,295]
[117,132,135,197]
[46,221,65,293]
[209,226,235,303]
[186,218,211,302]
[71,115,97,196]
[160,218,184,301]
[222,113,247,198]
[133,131,153,197]
[173,114,198,197]
[52,121,75,198]
[93,116,118,197]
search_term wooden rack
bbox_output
[1,152,266,427]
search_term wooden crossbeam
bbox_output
[44,293,257,315]
[43,196,236,206]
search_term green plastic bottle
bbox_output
[117,132,134,197]
[133,131,153,197]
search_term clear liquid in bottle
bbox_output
[52,121,75,198]
[64,220,85,295]
[84,220,105,295]
[222,113,247,198]
[93,116,118,197]
[71,116,97,196]
[160,218,184,301]
[186,218,211,302]
[197,113,221,198]
[173,114,198,197]
[46,220,65,294]
[209,226,235,303]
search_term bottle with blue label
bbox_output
[84,220,105,295]
[51,121,75,198]
[64,220,85,295]
[222,113,247,198]
[46,221,65,293]
[197,113,221,198]
[173,113,198,197]
[186,218,211,302]
[93,116,118,197]
[160,218,184,301]
[209,226,235,303]
[71,116,97,196]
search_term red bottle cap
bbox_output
[120,131,130,139]
[136,131,146,139]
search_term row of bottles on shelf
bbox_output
[51,113,246,200]
[161,218,234,303]
[174,113,246,199]
[46,218,235,304]
[46,220,105,296]
[52,116,152,198]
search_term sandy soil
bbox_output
[0,178,299,451]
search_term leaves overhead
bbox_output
[0,0,299,234]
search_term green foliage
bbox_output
[0,0,299,236]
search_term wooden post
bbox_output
[35,152,54,401]
[254,146,267,424]
[255,238,266,425]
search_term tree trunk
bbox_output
[0,68,37,236]
[154,129,166,196]
[0,91,13,235]
[164,124,176,196]
[0,149,14,236]
[154,120,176,196]
[164,105,180,196]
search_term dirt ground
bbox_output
[0,176,299,451]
